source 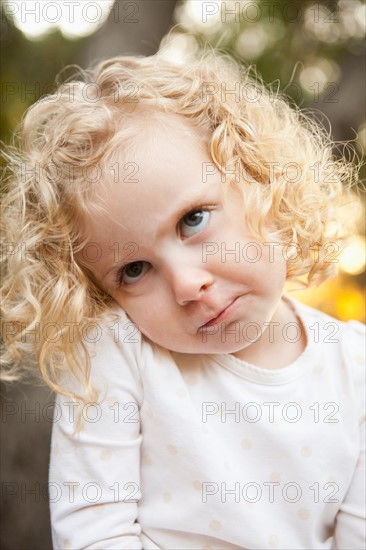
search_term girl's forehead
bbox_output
[102,116,211,192]
[107,109,208,162]
[76,111,218,243]
[78,134,222,246]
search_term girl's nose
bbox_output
[168,265,215,305]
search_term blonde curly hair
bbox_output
[0,50,358,400]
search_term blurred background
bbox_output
[1,1,365,548]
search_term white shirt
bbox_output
[49,298,365,549]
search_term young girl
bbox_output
[1,52,365,549]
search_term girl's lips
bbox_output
[200,296,241,329]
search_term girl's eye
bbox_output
[179,209,210,238]
[118,261,150,286]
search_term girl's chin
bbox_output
[157,338,253,356]
[139,321,258,355]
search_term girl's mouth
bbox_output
[199,296,241,329]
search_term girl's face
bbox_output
[79,116,288,355]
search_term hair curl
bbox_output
[1,50,359,400]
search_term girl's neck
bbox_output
[232,297,307,370]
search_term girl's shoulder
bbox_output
[61,305,148,401]
[290,296,365,351]
[88,303,170,384]
[289,296,365,393]
[98,303,164,362]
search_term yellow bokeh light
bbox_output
[336,289,365,321]
[287,275,365,323]
[339,237,366,275]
